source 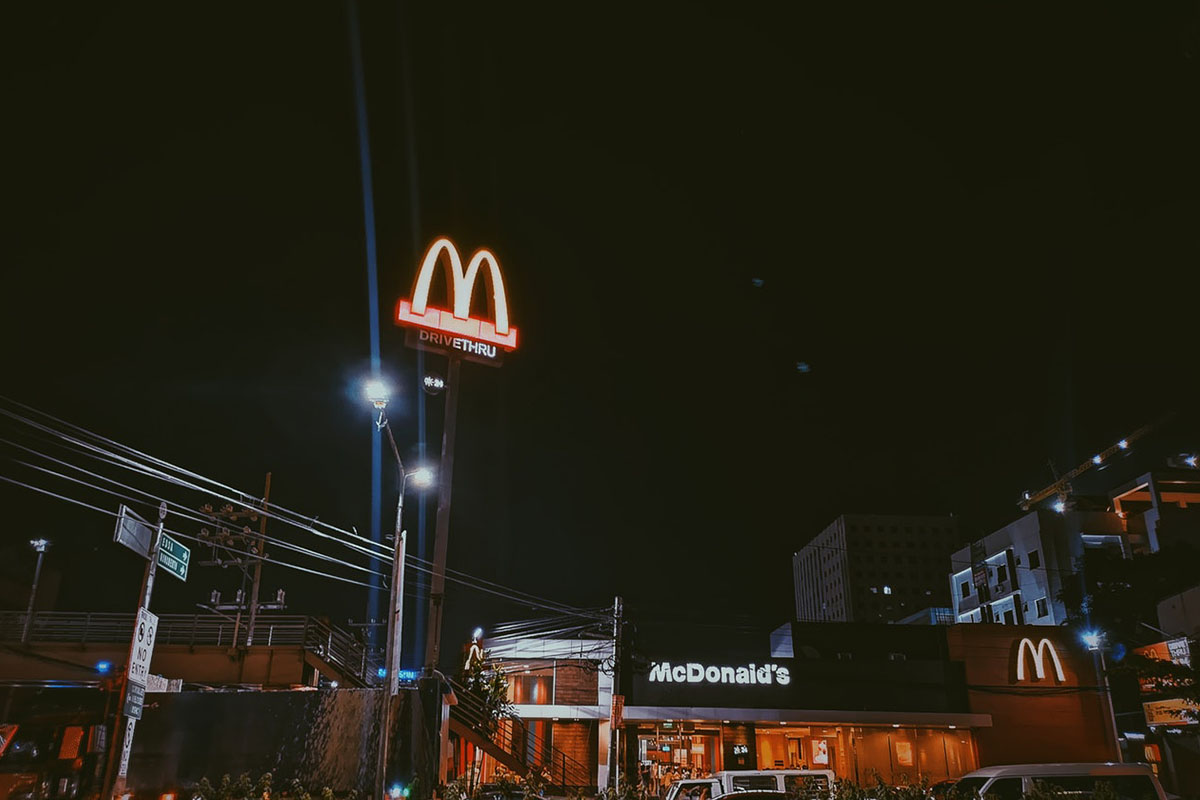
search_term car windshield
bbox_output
[953,778,989,799]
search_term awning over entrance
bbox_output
[623,706,992,728]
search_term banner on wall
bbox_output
[811,739,829,766]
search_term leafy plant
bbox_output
[461,650,516,736]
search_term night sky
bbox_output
[3,3,1200,666]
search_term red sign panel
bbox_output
[395,238,518,352]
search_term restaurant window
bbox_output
[509,673,553,704]
[1028,549,1041,569]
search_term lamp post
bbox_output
[367,380,434,799]
[1085,630,1122,762]
[21,538,49,645]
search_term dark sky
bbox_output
[3,2,1200,666]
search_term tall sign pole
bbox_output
[393,237,518,796]
[423,355,460,672]
[104,501,189,800]
[104,502,164,800]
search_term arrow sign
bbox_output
[157,533,190,582]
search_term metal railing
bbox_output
[0,611,374,686]
[449,677,593,790]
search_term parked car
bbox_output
[665,769,837,800]
[952,763,1167,800]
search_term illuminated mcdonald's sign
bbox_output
[1014,637,1066,683]
[395,238,518,363]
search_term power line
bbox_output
[0,401,391,556]
[0,396,386,549]
[0,471,380,590]
[5,452,392,580]
[0,407,611,622]
[0,463,608,619]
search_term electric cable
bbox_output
[0,420,611,621]
[0,465,612,618]
[0,402,391,557]
[0,472,378,590]
[0,396,388,550]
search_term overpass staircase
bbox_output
[447,677,593,792]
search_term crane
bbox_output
[1017,414,1173,511]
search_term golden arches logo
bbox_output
[395,237,518,350]
[1015,637,1065,682]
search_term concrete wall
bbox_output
[130,689,431,795]
[0,686,433,797]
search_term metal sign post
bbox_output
[394,238,520,800]
[103,502,166,800]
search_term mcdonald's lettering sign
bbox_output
[1014,637,1066,683]
[396,237,518,366]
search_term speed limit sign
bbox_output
[126,606,158,686]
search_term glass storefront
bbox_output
[633,721,976,793]
[635,724,724,792]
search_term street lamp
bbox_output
[21,538,49,645]
[365,379,390,410]
[409,467,434,489]
[368,381,435,800]
[1082,630,1122,762]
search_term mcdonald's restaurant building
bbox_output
[615,623,1117,787]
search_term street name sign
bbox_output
[157,532,190,582]
[113,504,154,559]
[127,606,158,687]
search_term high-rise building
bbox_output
[793,514,959,623]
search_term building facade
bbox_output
[1109,469,1200,553]
[466,636,615,790]
[621,622,1115,788]
[793,514,958,623]
[478,623,1117,792]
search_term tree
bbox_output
[460,649,515,737]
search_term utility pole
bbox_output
[423,355,462,673]
[196,475,273,652]
[20,539,49,645]
[245,473,271,646]
[377,412,412,800]
[607,596,623,790]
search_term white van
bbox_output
[953,763,1167,800]
[665,769,837,800]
